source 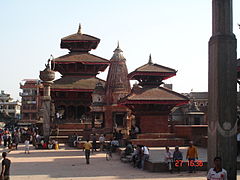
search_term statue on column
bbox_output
[39,55,55,140]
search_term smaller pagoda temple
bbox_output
[120,55,189,146]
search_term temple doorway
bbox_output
[113,112,126,128]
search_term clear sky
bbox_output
[0,0,239,100]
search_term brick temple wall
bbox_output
[139,115,169,133]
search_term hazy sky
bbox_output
[0,0,240,100]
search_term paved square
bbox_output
[1,144,239,180]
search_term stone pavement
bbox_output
[0,144,239,180]
[148,146,240,162]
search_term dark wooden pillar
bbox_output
[65,105,68,122]
[208,0,237,179]
[75,106,78,122]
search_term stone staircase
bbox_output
[130,133,186,147]
[49,123,112,143]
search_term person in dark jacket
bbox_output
[1,152,11,180]
[173,146,183,173]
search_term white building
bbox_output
[0,90,21,119]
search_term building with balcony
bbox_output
[0,90,21,119]
[20,79,42,123]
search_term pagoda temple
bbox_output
[120,55,189,146]
[51,25,109,125]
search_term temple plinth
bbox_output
[208,0,237,179]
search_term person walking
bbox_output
[91,134,97,153]
[116,130,123,147]
[1,152,11,180]
[141,145,150,170]
[173,146,183,173]
[99,134,105,152]
[3,132,7,148]
[207,157,227,180]
[13,132,19,150]
[83,140,92,164]
[186,141,198,173]
[6,133,11,150]
[24,139,30,154]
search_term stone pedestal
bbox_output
[138,114,169,133]
[208,0,237,179]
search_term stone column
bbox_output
[208,0,237,179]
[41,84,51,139]
[39,63,55,141]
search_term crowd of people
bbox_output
[0,126,223,179]
[0,128,33,150]
[0,126,59,179]
[66,129,228,179]
[0,127,59,153]
[68,129,200,172]
[164,141,198,173]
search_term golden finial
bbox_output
[117,40,120,49]
[77,23,82,34]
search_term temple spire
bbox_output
[112,41,124,60]
[77,23,82,34]
[148,54,153,64]
[106,43,131,104]
[117,41,120,48]
[114,41,123,53]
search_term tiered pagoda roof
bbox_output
[51,24,109,92]
[54,53,109,64]
[52,77,105,92]
[120,55,188,106]
[119,85,188,105]
[60,24,100,52]
[128,55,176,80]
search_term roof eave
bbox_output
[119,100,189,105]
[128,71,176,79]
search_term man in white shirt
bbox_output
[99,134,105,151]
[164,146,173,173]
[141,145,150,170]
[207,156,227,180]
[24,139,30,154]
